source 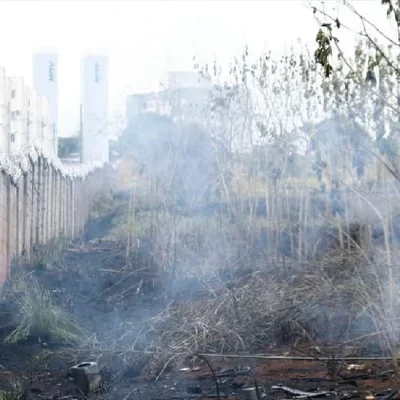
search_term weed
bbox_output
[0,379,28,400]
[5,279,86,345]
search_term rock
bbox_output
[69,361,102,395]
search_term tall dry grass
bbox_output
[105,144,400,377]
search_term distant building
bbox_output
[157,86,211,125]
[164,71,211,90]
[9,77,29,153]
[126,71,213,124]
[124,71,252,152]
[126,92,159,116]
[0,67,11,152]
[32,51,59,154]
[81,54,109,163]
[0,67,54,154]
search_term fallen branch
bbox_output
[52,348,400,362]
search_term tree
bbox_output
[311,1,400,384]
[312,1,400,181]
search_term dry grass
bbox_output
[99,240,400,376]
[4,279,86,345]
[95,160,400,375]
[0,380,27,400]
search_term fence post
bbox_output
[44,160,49,244]
[0,173,8,284]
[68,177,73,238]
[61,175,66,237]
[36,157,42,245]
[23,170,32,257]
[47,165,52,241]
[30,160,37,250]
[7,178,17,278]
[54,169,59,239]
[15,182,22,257]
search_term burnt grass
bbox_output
[0,191,396,400]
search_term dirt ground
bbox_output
[0,193,397,400]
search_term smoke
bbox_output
[115,70,398,357]
[25,44,400,378]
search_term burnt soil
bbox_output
[0,191,397,400]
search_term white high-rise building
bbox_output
[81,54,109,163]
[32,51,58,155]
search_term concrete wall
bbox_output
[81,54,109,163]
[0,149,114,284]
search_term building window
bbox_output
[11,89,16,98]
[15,110,20,116]
[11,112,15,120]
[10,133,15,142]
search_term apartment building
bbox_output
[0,67,11,152]
[0,67,54,154]
[9,77,29,152]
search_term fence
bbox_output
[0,145,114,284]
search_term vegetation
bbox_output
[5,279,86,345]
[5,0,400,388]
[0,380,27,400]
[312,1,400,180]
[109,10,400,376]
[311,0,400,385]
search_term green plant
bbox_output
[5,280,86,345]
[0,379,28,400]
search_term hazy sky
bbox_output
[0,0,393,137]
